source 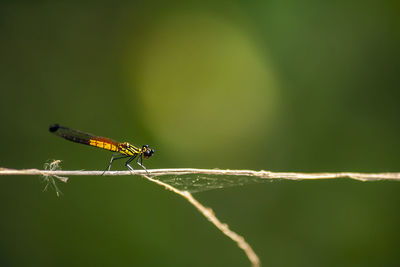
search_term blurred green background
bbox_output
[1,1,400,266]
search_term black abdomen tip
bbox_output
[49,124,60,132]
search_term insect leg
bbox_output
[125,155,138,171]
[102,153,130,175]
[136,154,150,175]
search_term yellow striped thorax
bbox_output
[117,142,141,156]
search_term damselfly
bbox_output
[49,124,154,173]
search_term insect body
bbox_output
[49,124,154,173]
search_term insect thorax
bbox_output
[117,142,141,156]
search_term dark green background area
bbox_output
[0,1,399,266]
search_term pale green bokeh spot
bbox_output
[129,12,279,163]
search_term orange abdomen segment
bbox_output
[89,139,118,152]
